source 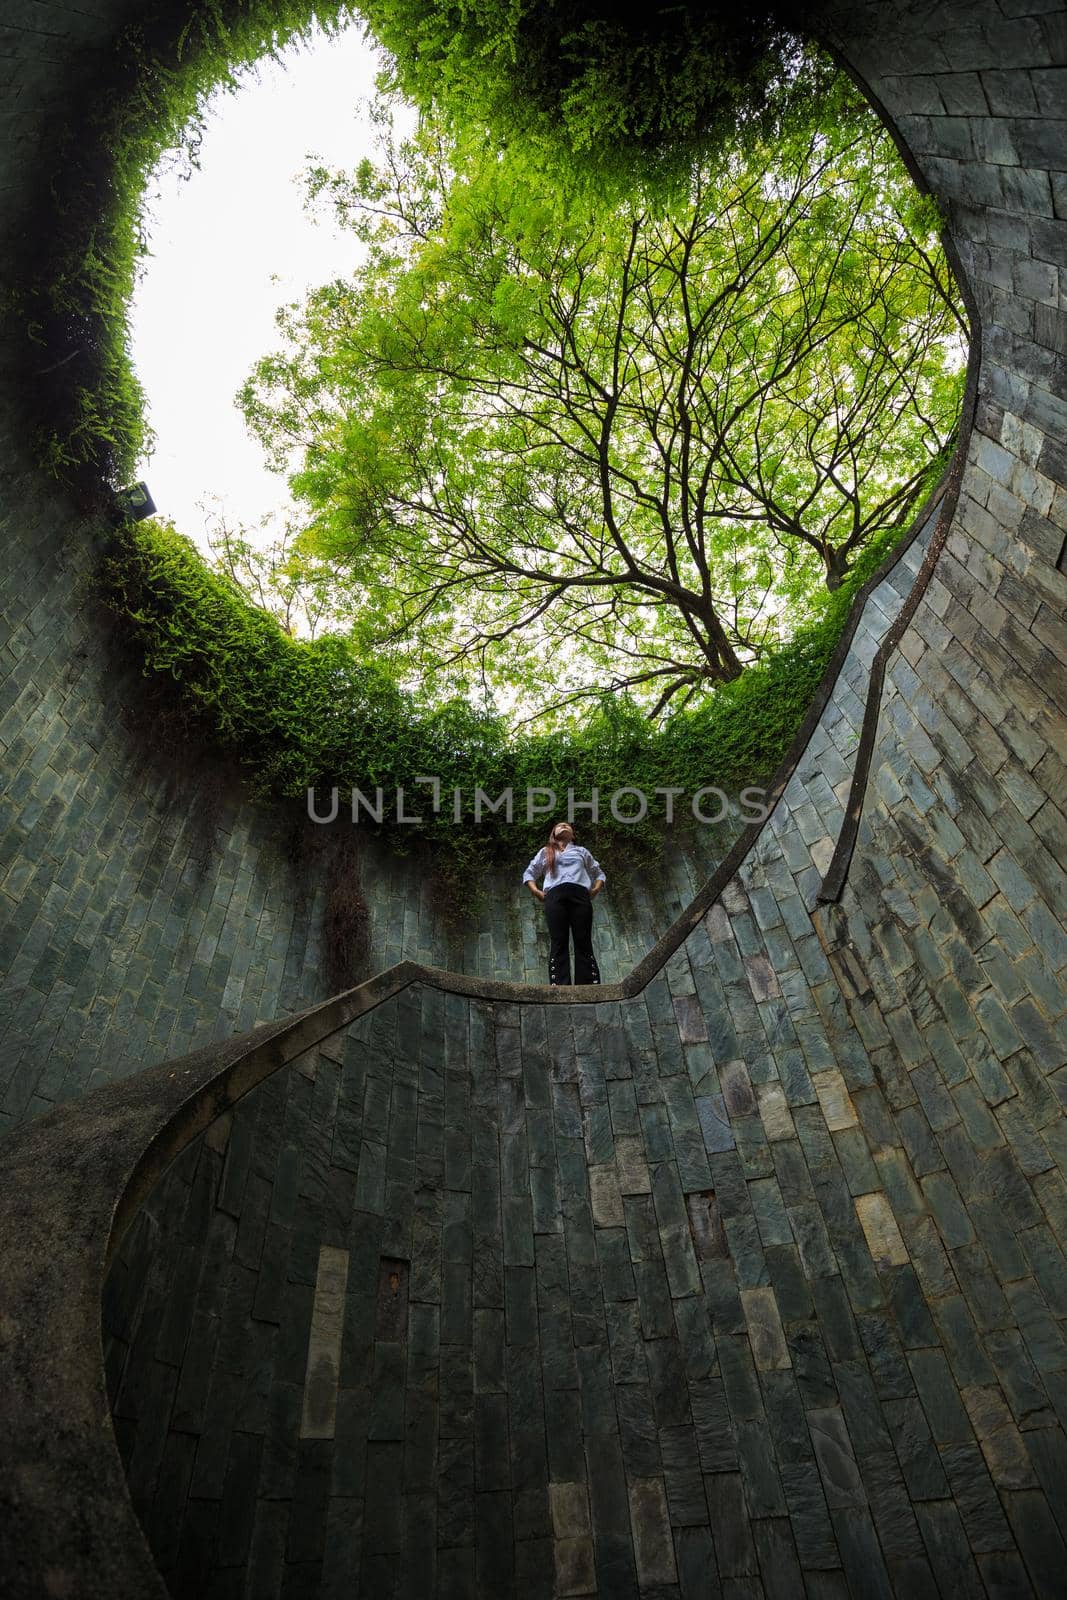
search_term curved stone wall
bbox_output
[1,1,1066,1598]
[0,499,737,1134]
[100,513,938,1599]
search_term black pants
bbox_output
[543,884,601,986]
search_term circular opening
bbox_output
[23,5,969,898]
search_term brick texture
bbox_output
[5,0,1067,1594]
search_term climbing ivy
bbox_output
[356,0,818,194]
[93,484,946,900]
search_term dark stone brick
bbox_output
[908,1349,976,1447]
[676,1525,722,1600]
[672,1295,718,1382]
[662,1424,709,1527]
[913,1500,988,1600]
[543,1387,585,1483]
[779,1459,840,1571]
[704,1472,758,1577]
[513,1539,554,1600]
[475,1490,515,1595]
[584,1432,638,1593]
[941,1441,1015,1553]
[287,1440,333,1566]
[751,1516,804,1600]
[736,1418,787,1517]
[689,1379,736,1473]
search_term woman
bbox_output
[523,820,606,986]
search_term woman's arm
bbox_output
[522,848,546,900]
[583,848,606,896]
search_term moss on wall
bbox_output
[92,505,941,894]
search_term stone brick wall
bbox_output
[0,481,739,1135]
[3,0,1067,1596]
[100,519,944,1599]
[0,3,740,1140]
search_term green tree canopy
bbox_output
[355,0,815,194]
[239,67,966,726]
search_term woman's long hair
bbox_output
[543,822,575,877]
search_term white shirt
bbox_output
[523,841,606,892]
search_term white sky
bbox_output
[128,19,415,551]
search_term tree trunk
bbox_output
[824,549,850,591]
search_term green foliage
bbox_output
[25,0,963,899]
[93,493,946,895]
[203,498,357,639]
[17,0,825,490]
[242,74,968,724]
[356,0,823,195]
[12,0,357,487]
